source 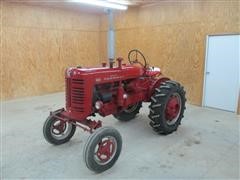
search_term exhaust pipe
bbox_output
[107,9,115,68]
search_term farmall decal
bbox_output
[96,74,123,82]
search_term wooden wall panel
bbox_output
[1,2,100,100]
[3,2,100,31]
[0,1,3,100]
[2,0,239,105]
[100,0,240,105]
[99,31,107,62]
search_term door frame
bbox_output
[202,33,240,113]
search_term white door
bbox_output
[203,34,240,112]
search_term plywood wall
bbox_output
[1,2,100,100]
[2,0,240,106]
[100,0,240,105]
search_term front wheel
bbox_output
[83,127,122,173]
[148,80,186,134]
[43,114,76,145]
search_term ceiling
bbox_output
[8,0,153,14]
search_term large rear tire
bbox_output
[148,80,186,135]
[113,102,142,121]
[83,127,122,173]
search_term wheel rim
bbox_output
[94,136,117,165]
[124,103,139,113]
[50,119,73,140]
[165,93,182,125]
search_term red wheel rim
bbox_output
[50,119,73,140]
[165,93,181,125]
[52,120,66,135]
[95,137,117,165]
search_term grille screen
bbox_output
[65,78,85,113]
[65,78,71,107]
[71,79,85,112]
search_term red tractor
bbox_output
[43,49,186,173]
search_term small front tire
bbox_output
[83,127,122,173]
[43,115,76,145]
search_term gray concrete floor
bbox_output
[1,92,240,179]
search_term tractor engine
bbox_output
[64,58,153,120]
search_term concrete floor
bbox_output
[1,92,239,179]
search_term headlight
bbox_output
[95,101,103,110]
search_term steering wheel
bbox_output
[128,49,147,68]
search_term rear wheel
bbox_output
[43,114,76,145]
[113,102,142,121]
[148,80,186,134]
[83,127,122,173]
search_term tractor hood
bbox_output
[65,64,145,84]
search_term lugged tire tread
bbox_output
[148,81,186,135]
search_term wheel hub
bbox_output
[165,93,181,123]
[52,120,66,135]
[95,137,117,165]
[50,118,74,140]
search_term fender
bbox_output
[149,75,170,98]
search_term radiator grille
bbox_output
[71,79,85,113]
[66,78,85,113]
[66,78,71,107]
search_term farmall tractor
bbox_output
[43,49,186,173]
